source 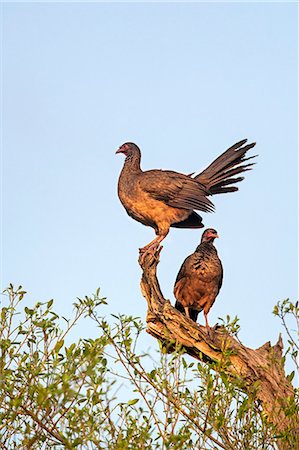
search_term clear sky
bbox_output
[2,3,298,355]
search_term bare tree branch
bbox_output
[139,251,298,450]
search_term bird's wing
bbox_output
[174,254,193,286]
[192,246,208,272]
[192,246,222,286]
[218,260,224,292]
[177,245,220,282]
[174,253,206,315]
[173,255,194,306]
[138,170,215,213]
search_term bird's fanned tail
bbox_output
[195,139,257,195]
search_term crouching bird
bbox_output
[174,228,223,332]
[116,139,256,257]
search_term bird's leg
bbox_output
[139,227,169,261]
[139,235,162,254]
[139,235,165,265]
[204,311,212,337]
[184,307,190,319]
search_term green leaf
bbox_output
[288,371,295,382]
[54,339,64,353]
[128,398,139,406]
[47,299,54,308]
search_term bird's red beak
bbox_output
[115,147,123,154]
[207,232,219,240]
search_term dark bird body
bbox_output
[116,139,256,255]
[174,228,223,329]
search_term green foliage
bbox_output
[273,299,299,373]
[0,286,297,449]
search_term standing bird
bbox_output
[116,140,256,256]
[174,228,223,331]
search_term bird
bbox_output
[116,139,256,257]
[174,228,223,331]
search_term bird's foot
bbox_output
[206,324,223,339]
[139,245,162,265]
[207,326,213,339]
[139,241,159,254]
[200,325,215,340]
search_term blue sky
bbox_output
[2,3,298,354]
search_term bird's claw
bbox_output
[139,242,159,254]
[139,245,162,265]
[200,325,214,339]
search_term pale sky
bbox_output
[2,3,298,356]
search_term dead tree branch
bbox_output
[139,251,298,450]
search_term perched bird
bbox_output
[174,228,223,330]
[116,139,256,256]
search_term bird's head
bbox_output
[201,228,219,243]
[116,142,141,158]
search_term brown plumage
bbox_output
[174,228,223,330]
[116,139,256,255]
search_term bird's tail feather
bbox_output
[171,211,204,229]
[195,139,257,195]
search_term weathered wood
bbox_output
[139,251,298,450]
